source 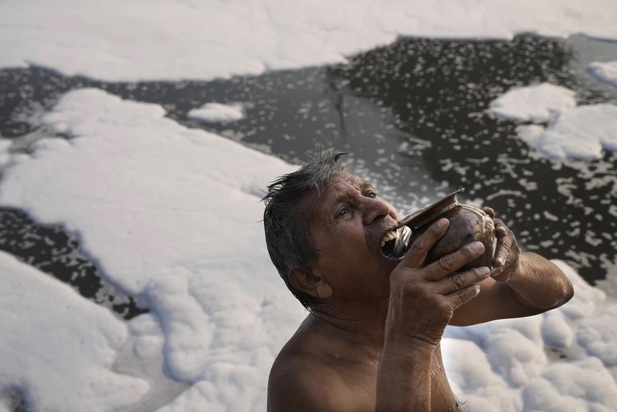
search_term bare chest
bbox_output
[339,360,458,412]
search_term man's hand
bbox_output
[483,207,520,283]
[386,218,491,348]
[478,205,573,313]
[377,217,491,411]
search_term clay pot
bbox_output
[397,188,495,270]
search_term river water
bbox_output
[1,33,616,318]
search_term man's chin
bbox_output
[377,255,401,275]
[379,251,403,265]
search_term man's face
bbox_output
[303,172,401,302]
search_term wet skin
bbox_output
[267,172,573,411]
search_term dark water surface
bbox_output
[1,34,617,318]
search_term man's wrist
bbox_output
[383,333,439,357]
[503,252,536,286]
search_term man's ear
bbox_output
[288,268,333,299]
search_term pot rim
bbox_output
[396,187,465,230]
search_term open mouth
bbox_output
[380,226,412,259]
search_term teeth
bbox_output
[380,230,399,247]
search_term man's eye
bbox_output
[365,191,377,198]
[336,207,349,218]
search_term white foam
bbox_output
[0,88,305,410]
[588,61,617,87]
[519,104,617,160]
[0,251,150,411]
[523,358,617,412]
[1,0,616,81]
[444,261,617,410]
[489,83,577,123]
[187,103,245,124]
[490,83,617,159]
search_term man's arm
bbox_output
[504,252,574,310]
[451,213,574,326]
[377,218,489,411]
[376,339,434,411]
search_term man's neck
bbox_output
[307,299,390,357]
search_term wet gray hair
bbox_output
[262,150,350,309]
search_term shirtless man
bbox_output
[262,151,574,411]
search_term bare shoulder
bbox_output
[267,348,348,411]
[267,319,371,412]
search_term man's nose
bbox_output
[362,197,393,225]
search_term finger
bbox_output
[492,218,508,238]
[445,283,482,310]
[490,266,504,277]
[399,218,449,269]
[439,266,490,295]
[493,233,513,268]
[425,241,486,281]
[482,206,495,218]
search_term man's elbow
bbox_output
[544,265,575,310]
[559,275,575,307]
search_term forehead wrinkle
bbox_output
[321,174,366,207]
[329,173,372,194]
[301,172,369,224]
